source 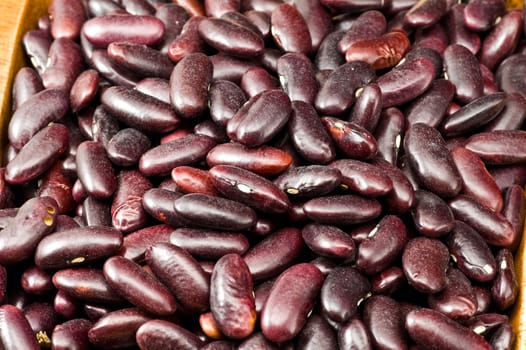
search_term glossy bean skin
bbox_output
[410,189,455,237]
[330,159,393,197]
[70,69,99,113]
[402,237,449,293]
[76,141,116,199]
[463,0,505,32]
[174,193,257,231]
[363,295,407,350]
[491,249,519,310]
[428,268,478,321]
[243,227,303,281]
[445,4,481,55]
[8,89,69,150]
[270,3,312,54]
[484,93,526,131]
[240,66,278,98]
[146,242,210,313]
[23,29,51,74]
[209,165,290,214]
[321,266,370,323]
[464,130,526,165]
[260,263,324,343]
[11,67,43,111]
[406,79,455,128]
[87,308,152,349]
[168,16,206,62]
[489,323,515,350]
[356,215,408,275]
[349,83,382,132]
[403,0,447,28]
[171,166,219,196]
[449,195,515,247]
[227,90,292,147]
[441,92,507,137]
[91,106,120,150]
[274,165,341,198]
[296,314,337,350]
[81,196,111,227]
[338,318,372,350]
[49,0,86,40]
[377,57,435,108]
[337,10,387,54]
[139,134,216,177]
[52,268,123,305]
[404,123,462,198]
[315,61,376,116]
[371,266,406,295]
[119,224,174,262]
[21,265,53,296]
[373,107,405,165]
[136,319,204,350]
[5,123,68,185]
[210,254,256,339]
[106,128,151,167]
[451,146,503,212]
[466,313,509,336]
[0,197,57,265]
[345,31,410,70]
[322,117,378,160]
[277,53,318,104]
[502,185,526,252]
[314,30,346,71]
[107,42,174,79]
[103,256,178,316]
[406,308,492,350]
[209,80,247,126]
[82,14,165,47]
[24,303,57,346]
[42,38,84,92]
[155,4,190,54]
[0,304,40,350]
[135,77,170,103]
[303,194,382,226]
[302,223,355,260]
[51,318,92,350]
[207,142,292,177]
[35,226,122,269]
[90,49,141,87]
[142,188,187,226]
[443,44,483,104]
[238,332,281,350]
[170,227,249,260]
[288,100,336,164]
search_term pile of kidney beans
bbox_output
[1,0,526,348]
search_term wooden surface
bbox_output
[0,0,525,349]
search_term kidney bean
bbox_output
[49,0,86,40]
[337,10,386,52]
[205,0,241,17]
[42,38,84,92]
[463,0,505,32]
[243,227,302,281]
[210,53,259,83]
[107,42,174,80]
[155,4,190,54]
[141,188,188,226]
[276,53,318,104]
[444,44,485,105]
[87,308,152,349]
[136,319,204,349]
[118,224,172,263]
[134,77,170,104]
[69,69,99,113]
[465,129,526,165]
[270,3,312,54]
[83,304,112,322]
[473,285,492,315]
[0,304,40,350]
[11,67,43,112]
[295,315,337,350]
[87,0,122,17]
[322,117,378,160]
[315,61,376,116]
[91,49,142,87]
[53,290,82,320]
[428,267,478,320]
[403,0,447,28]
[489,323,515,350]
[35,226,122,269]
[502,185,526,253]
[210,254,256,339]
[321,266,370,323]
[51,318,92,350]
[377,57,435,108]
[52,268,123,304]
[330,159,393,197]
[356,215,408,275]
[20,265,54,296]
[146,242,209,313]
[466,313,509,336]
[411,189,455,237]
[402,237,449,293]
[174,193,257,231]
[122,0,156,15]
[201,340,236,350]
[79,196,109,227]
[445,4,481,55]
[139,134,216,177]
[76,141,116,199]
[167,15,206,62]
[371,107,404,165]
[338,318,372,350]
[238,332,281,349]
[484,92,526,131]
[371,266,406,295]
[314,30,346,71]
[349,83,382,132]
[105,128,151,167]
[260,263,323,342]
[208,80,246,127]
[170,166,217,196]
[301,223,355,260]
[23,29,52,74]
[8,89,69,150]
[405,79,452,127]
[103,256,178,316]
[363,295,407,350]
[0,197,57,265]
[92,106,120,151]
[404,123,462,198]
[240,66,279,98]
[274,165,341,198]
[303,194,381,226]
[492,249,519,310]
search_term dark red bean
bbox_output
[142,188,187,226]
[322,117,378,160]
[81,196,111,227]
[403,0,447,27]
[51,318,92,350]
[49,0,87,40]
[356,215,408,275]
[210,53,259,83]
[121,0,155,15]
[296,314,337,350]
[42,38,84,92]
[240,66,279,98]
[337,10,386,54]
[411,189,455,237]
[444,44,484,104]
[90,49,141,87]
[82,14,165,47]
[87,0,122,17]
[210,254,256,339]
[69,69,99,113]
[107,42,174,79]
[171,166,218,196]
[363,295,408,350]
[464,130,526,165]
[23,29,52,74]
[484,92,526,131]
[406,308,492,350]
[103,256,177,316]
[208,80,247,127]
[489,323,515,350]
[302,223,355,260]
[315,61,376,116]
[338,318,372,350]
[492,249,519,310]
[467,313,509,336]
[0,304,40,350]
[227,89,292,147]
[270,3,312,54]
[106,128,152,167]
[371,266,406,295]
[0,197,57,265]
[330,159,392,197]
[321,266,370,323]
[76,141,116,199]
[277,53,318,104]
[156,4,190,54]
[87,308,152,349]
[373,107,405,165]
[377,57,435,108]
[428,268,478,321]
[136,319,204,350]
[146,242,210,313]
[274,165,342,198]
[349,83,382,132]
[238,332,281,350]
[402,237,449,293]
[449,194,515,247]
[260,263,323,342]
[205,0,241,17]
[405,79,453,127]
[20,265,54,296]
[174,193,257,231]
[167,16,206,62]
[35,226,122,269]
[445,4,481,55]
[502,185,526,252]
[8,89,69,150]
[303,194,381,226]
[314,30,346,71]
[404,123,462,198]
[54,291,82,320]
[11,67,44,112]
[463,0,505,32]
[172,0,205,16]
[119,224,173,262]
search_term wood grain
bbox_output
[0,1,524,349]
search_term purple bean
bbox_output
[363,295,408,350]
[303,194,382,226]
[106,128,151,167]
[0,304,40,350]
[76,141,116,199]
[445,4,481,55]
[330,159,392,197]
[240,66,279,98]
[11,67,43,112]
[411,189,455,237]
[22,29,52,74]
[463,0,505,32]
[136,319,204,349]
[107,41,174,79]
[51,318,92,350]
[404,0,447,28]
[20,265,53,296]
[492,249,519,310]
[270,3,312,54]
[277,53,318,104]
[42,38,84,91]
[274,165,342,198]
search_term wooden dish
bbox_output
[0,0,525,348]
